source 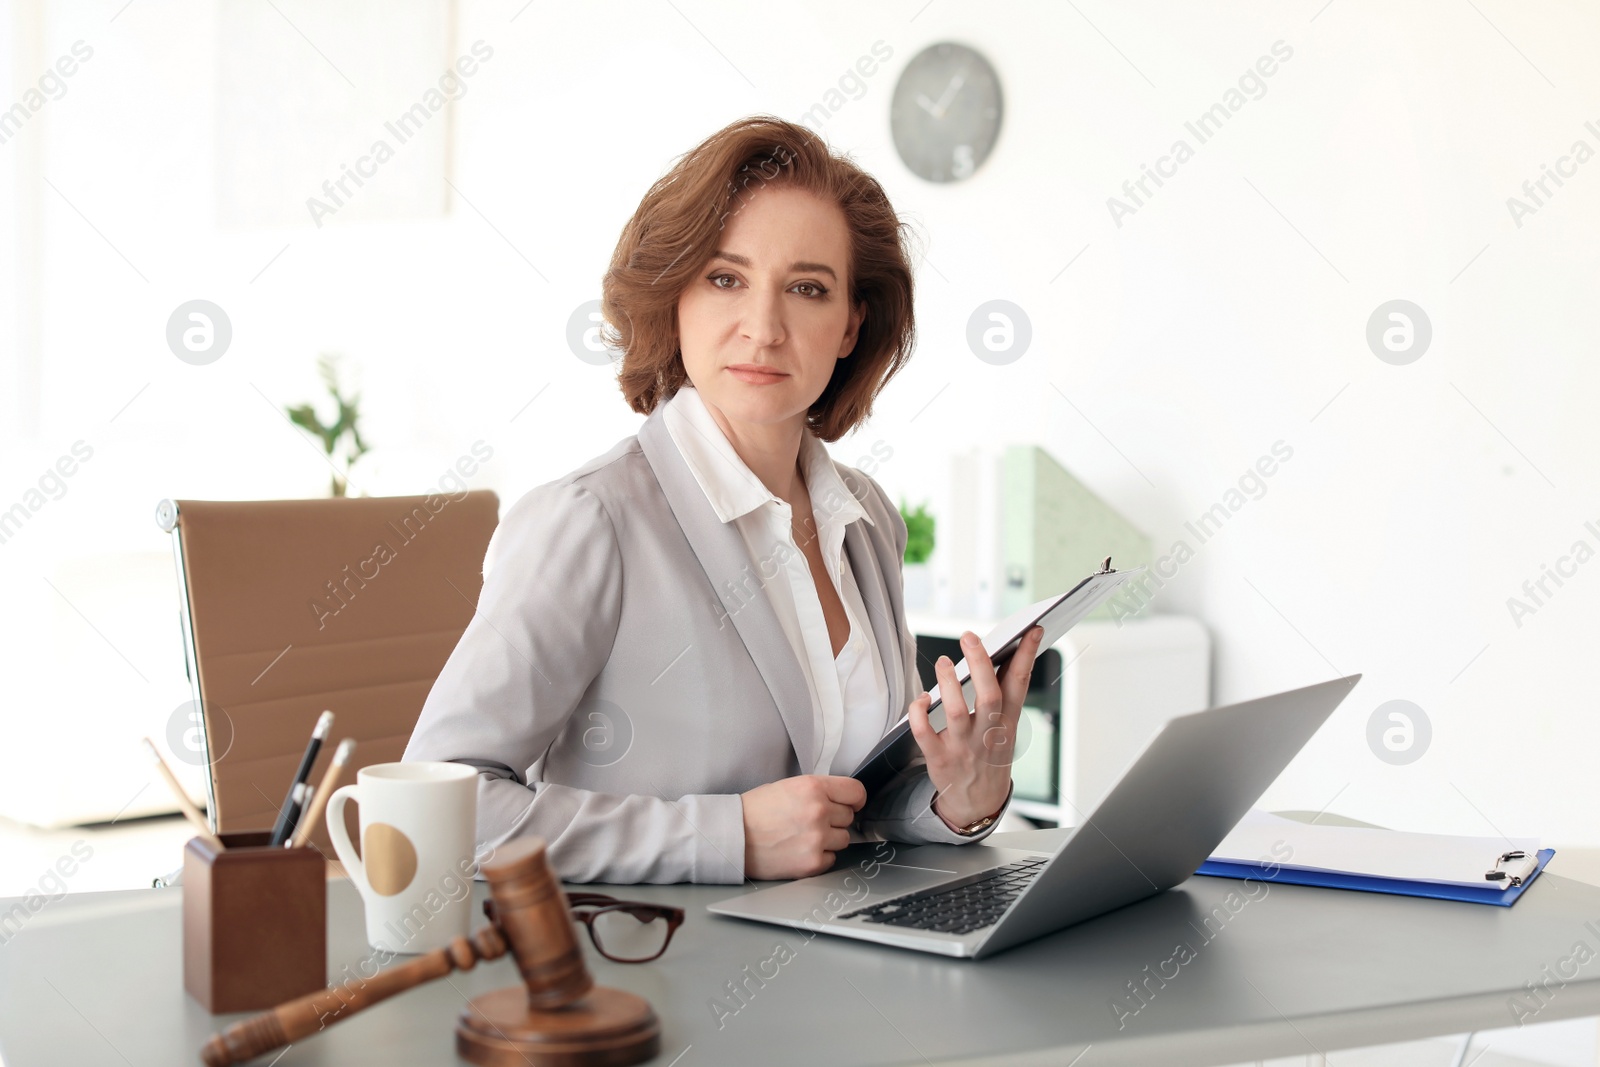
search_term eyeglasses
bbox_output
[565,893,685,962]
[482,893,684,964]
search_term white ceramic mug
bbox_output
[326,761,478,954]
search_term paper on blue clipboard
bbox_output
[1209,810,1541,890]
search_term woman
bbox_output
[403,115,1044,884]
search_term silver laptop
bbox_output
[708,674,1361,959]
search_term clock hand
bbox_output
[932,66,970,119]
[915,92,942,116]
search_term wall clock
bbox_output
[890,42,1003,183]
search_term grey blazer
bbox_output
[403,399,1005,883]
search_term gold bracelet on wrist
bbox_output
[932,783,1014,837]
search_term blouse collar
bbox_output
[662,384,874,532]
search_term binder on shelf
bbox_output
[998,445,1153,620]
[1196,810,1555,907]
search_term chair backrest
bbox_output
[157,490,499,855]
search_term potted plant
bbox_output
[286,353,371,498]
[899,499,935,612]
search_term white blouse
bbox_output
[662,384,892,776]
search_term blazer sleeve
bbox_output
[853,474,1009,846]
[403,478,746,884]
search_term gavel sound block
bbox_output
[199,837,659,1067]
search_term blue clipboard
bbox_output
[1194,848,1555,906]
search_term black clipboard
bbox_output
[852,558,1146,798]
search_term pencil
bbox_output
[288,738,356,849]
[270,710,334,846]
[140,737,225,851]
[279,782,310,843]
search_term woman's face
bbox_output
[676,183,864,434]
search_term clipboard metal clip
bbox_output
[1486,850,1533,886]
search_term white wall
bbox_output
[2,1,1596,845]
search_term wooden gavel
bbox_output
[199,837,659,1067]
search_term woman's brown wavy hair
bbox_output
[601,115,916,442]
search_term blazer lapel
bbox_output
[637,405,817,772]
[843,503,907,738]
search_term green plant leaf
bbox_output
[285,352,373,493]
[899,498,935,564]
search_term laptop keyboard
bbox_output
[837,858,1047,936]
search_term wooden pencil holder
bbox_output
[183,831,327,1013]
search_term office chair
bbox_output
[156,490,499,856]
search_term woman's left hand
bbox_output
[907,624,1045,831]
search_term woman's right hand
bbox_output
[741,775,866,880]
